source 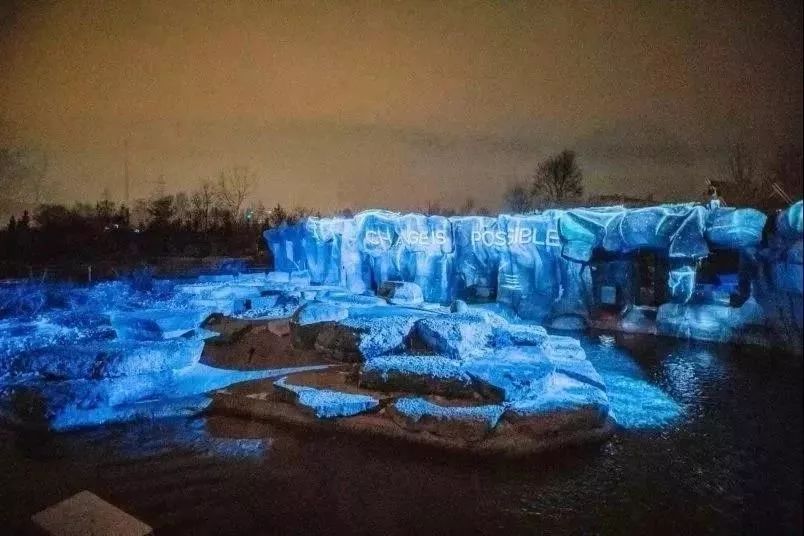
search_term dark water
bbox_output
[1,333,801,535]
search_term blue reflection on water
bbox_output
[80,416,272,461]
[582,336,683,430]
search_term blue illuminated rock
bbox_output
[1,339,204,380]
[0,364,315,430]
[316,290,387,308]
[292,301,349,326]
[500,375,610,434]
[451,216,501,299]
[492,322,550,347]
[273,376,379,418]
[265,204,769,327]
[414,314,495,359]
[377,280,424,306]
[313,314,420,361]
[657,298,768,344]
[705,207,766,248]
[361,355,477,397]
[388,397,505,441]
[110,308,211,340]
[0,313,114,363]
[461,347,554,401]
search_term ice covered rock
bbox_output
[292,301,349,325]
[544,334,584,358]
[0,364,305,430]
[449,299,470,313]
[289,270,312,287]
[273,376,378,418]
[377,281,424,306]
[775,200,803,241]
[265,271,291,284]
[233,272,268,285]
[360,355,478,398]
[1,339,204,380]
[388,397,505,441]
[451,216,501,299]
[705,207,766,249]
[249,295,280,309]
[313,314,419,361]
[289,301,349,349]
[316,290,387,308]
[198,274,236,283]
[265,204,780,340]
[186,298,238,317]
[493,322,549,347]
[499,374,609,436]
[110,308,211,340]
[0,314,114,362]
[414,314,495,359]
[0,372,176,430]
[461,347,554,402]
[208,284,263,301]
[656,298,767,344]
[548,350,606,391]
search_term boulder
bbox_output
[461,347,554,402]
[313,315,418,361]
[198,274,235,283]
[187,298,238,317]
[110,309,211,340]
[449,299,470,313]
[360,355,478,398]
[0,363,288,430]
[265,271,291,284]
[1,339,204,380]
[208,285,263,301]
[273,376,379,419]
[377,281,425,306]
[293,301,349,325]
[316,290,387,308]
[493,323,549,347]
[499,375,609,437]
[387,397,505,441]
[289,301,349,349]
[249,295,280,310]
[414,314,495,359]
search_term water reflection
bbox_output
[583,335,683,429]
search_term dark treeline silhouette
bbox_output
[0,195,313,280]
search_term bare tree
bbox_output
[215,166,255,218]
[723,142,759,205]
[531,149,583,205]
[173,192,190,224]
[190,180,216,230]
[767,144,803,202]
[267,203,289,227]
[502,183,533,213]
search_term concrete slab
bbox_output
[32,490,153,536]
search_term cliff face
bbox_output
[264,202,802,352]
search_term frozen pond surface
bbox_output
[1,332,800,534]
